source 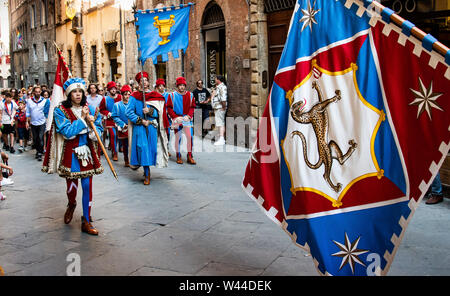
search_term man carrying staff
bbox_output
[125,72,169,185]
[42,77,103,235]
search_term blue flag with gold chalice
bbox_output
[135,3,192,64]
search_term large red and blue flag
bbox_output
[242,0,450,275]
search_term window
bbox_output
[41,0,47,25]
[31,5,36,29]
[33,44,37,61]
[43,42,48,61]
[89,45,98,82]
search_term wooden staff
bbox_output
[87,119,119,181]
[370,1,449,57]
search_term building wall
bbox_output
[10,0,30,88]
[10,0,57,88]
[55,0,127,87]
[185,0,252,118]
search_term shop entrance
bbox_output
[202,2,226,88]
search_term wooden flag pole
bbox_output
[370,1,449,57]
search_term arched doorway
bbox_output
[74,43,84,78]
[202,2,226,88]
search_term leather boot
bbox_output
[64,202,77,224]
[187,154,196,165]
[124,159,130,167]
[81,216,98,235]
[113,153,118,161]
[176,155,183,164]
[144,174,151,185]
[426,194,443,205]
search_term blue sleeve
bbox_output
[112,103,126,128]
[54,107,88,139]
[125,97,140,124]
[43,99,50,118]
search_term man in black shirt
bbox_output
[192,80,211,137]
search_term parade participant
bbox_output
[112,85,131,167]
[125,72,169,185]
[99,81,122,161]
[166,77,196,165]
[155,78,172,155]
[26,86,50,161]
[42,77,103,235]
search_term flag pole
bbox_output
[53,41,119,181]
[133,4,149,123]
[53,41,72,78]
[369,1,449,57]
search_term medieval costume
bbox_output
[111,85,131,167]
[99,81,122,161]
[155,78,172,157]
[42,77,103,235]
[166,77,196,165]
[125,72,169,185]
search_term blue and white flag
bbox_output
[242,0,450,276]
[135,3,192,64]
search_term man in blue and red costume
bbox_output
[167,77,196,165]
[42,77,104,235]
[112,84,132,167]
[99,81,122,161]
[126,71,169,185]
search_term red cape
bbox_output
[131,91,169,129]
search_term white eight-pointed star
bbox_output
[409,77,443,120]
[299,0,320,32]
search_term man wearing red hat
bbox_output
[166,76,196,165]
[99,81,122,161]
[112,85,132,167]
[125,72,169,185]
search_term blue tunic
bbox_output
[53,105,103,175]
[111,101,129,129]
[125,96,159,167]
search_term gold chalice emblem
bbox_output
[154,15,176,45]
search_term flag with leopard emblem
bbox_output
[242,0,450,275]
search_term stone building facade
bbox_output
[55,0,127,87]
[9,0,57,88]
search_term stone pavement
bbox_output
[0,137,449,276]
